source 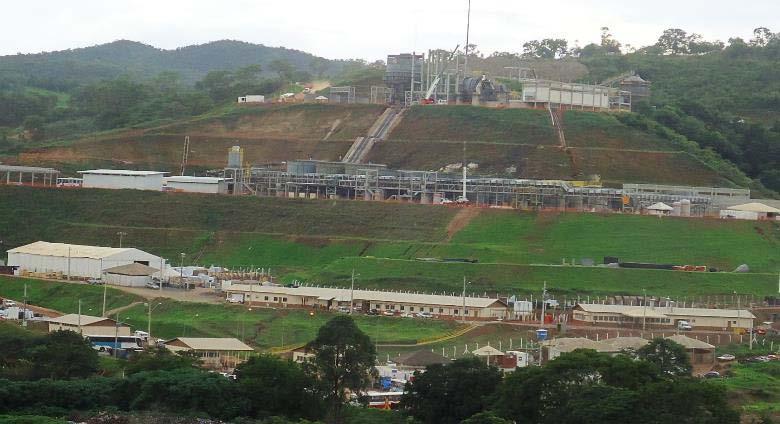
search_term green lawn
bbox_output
[121,299,462,349]
[0,276,142,314]
[716,362,780,415]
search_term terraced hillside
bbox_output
[1,186,776,298]
[369,106,733,186]
[16,104,385,174]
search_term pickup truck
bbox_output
[677,320,693,331]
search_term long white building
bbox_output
[223,283,509,319]
[79,169,167,191]
[7,241,164,279]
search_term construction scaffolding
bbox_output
[329,86,356,104]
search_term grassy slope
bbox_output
[716,362,780,415]
[0,186,776,298]
[370,106,727,185]
[0,277,142,313]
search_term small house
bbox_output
[103,263,159,287]
[164,337,254,369]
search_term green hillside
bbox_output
[1,186,776,298]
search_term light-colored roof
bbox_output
[79,169,167,176]
[600,337,650,351]
[104,263,159,276]
[48,314,120,326]
[0,165,59,174]
[165,176,228,184]
[226,284,506,309]
[725,202,780,213]
[315,96,329,100]
[165,337,253,351]
[472,345,505,356]
[647,202,674,211]
[665,335,715,350]
[620,308,669,319]
[576,303,755,319]
[542,337,607,352]
[7,241,132,260]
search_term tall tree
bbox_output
[29,330,99,380]
[401,356,503,424]
[308,316,376,424]
[268,59,296,82]
[600,27,622,54]
[635,338,692,376]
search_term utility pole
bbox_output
[114,312,119,359]
[22,284,27,327]
[642,289,647,331]
[67,246,71,281]
[350,269,356,314]
[540,281,547,327]
[464,0,472,77]
[462,276,469,323]
[179,253,186,291]
[102,280,108,317]
[78,299,82,335]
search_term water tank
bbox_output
[227,146,244,168]
[535,329,548,341]
[680,199,691,217]
[672,201,682,216]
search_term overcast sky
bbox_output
[1,0,777,60]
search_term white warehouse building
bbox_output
[79,169,167,191]
[7,241,164,279]
[164,176,230,194]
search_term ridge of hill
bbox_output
[0,39,349,87]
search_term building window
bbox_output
[439,308,444,313]
[454,309,459,315]
[385,305,391,310]
[410,307,415,312]
[264,296,269,301]
[400,306,405,311]
[464,309,469,315]
[273,297,278,302]
[429,308,434,313]
[282,297,287,302]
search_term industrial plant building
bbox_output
[222,283,509,319]
[571,303,755,330]
[79,169,167,191]
[164,176,230,194]
[7,241,164,280]
[164,337,254,369]
[47,314,132,337]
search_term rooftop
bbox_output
[104,263,159,276]
[725,202,780,213]
[0,164,60,174]
[7,241,135,260]
[226,284,506,308]
[396,350,450,367]
[165,337,254,351]
[79,169,167,176]
[576,303,755,319]
[165,176,229,184]
[665,334,715,350]
[542,337,607,352]
[600,337,650,352]
[48,314,121,326]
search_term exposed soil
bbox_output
[446,208,482,241]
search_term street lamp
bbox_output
[116,231,128,248]
[462,277,472,323]
[179,253,186,290]
[145,302,162,340]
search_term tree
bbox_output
[234,354,323,420]
[402,356,503,424]
[751,27,775,47]
[461,411,512,424]
[310,58,330,79]
[125,347,196,374]
[195,70,235,103]
[636,378,740,424]
[29,330,99,380]
[656,28,700,55]
[522,39,570,59]
[600,27,622,54]
[268,59,296,82]
[307,316,376,423]
[636,338,692,376]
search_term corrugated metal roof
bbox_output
[165,176,228,184]
[165,337,253,351]
[48,314,120,326]
[0,165,59,174]
[472,345,505,356]
[227,284,506,308]
[542,337,607,352]
[576,303,755,319]
[726,202,780,213]
[600,337,650,351]
[79,169,166,176]
[104,263,159,276]
[7,241,134,259]
[666,334,715,350]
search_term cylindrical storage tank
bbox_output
[672,201,682,216]
[680,199,691,217]
[227,146,244,168]
[374,190,386,201]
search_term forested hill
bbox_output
[0,39,350,89]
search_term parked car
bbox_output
[366,309,380,316]
[2,299,16,307]
[416,312,433,319]
[703,371,720,379]
[145,282,160,290]
[677,320,693,331]
[382,310,395,317]
[87,278,104,285]
[337,306,350,313]
[716,354,736,361]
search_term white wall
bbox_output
[166,180,227,194]
[8,248,163,279]
[720,210,760,220]
[105,273,151,287]
[82,174,164,191]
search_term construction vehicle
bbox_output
[421,45,459,105]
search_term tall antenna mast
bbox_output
[464,0,472,77]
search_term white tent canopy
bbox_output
[647,202,673,211]
[726,202,780,213]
